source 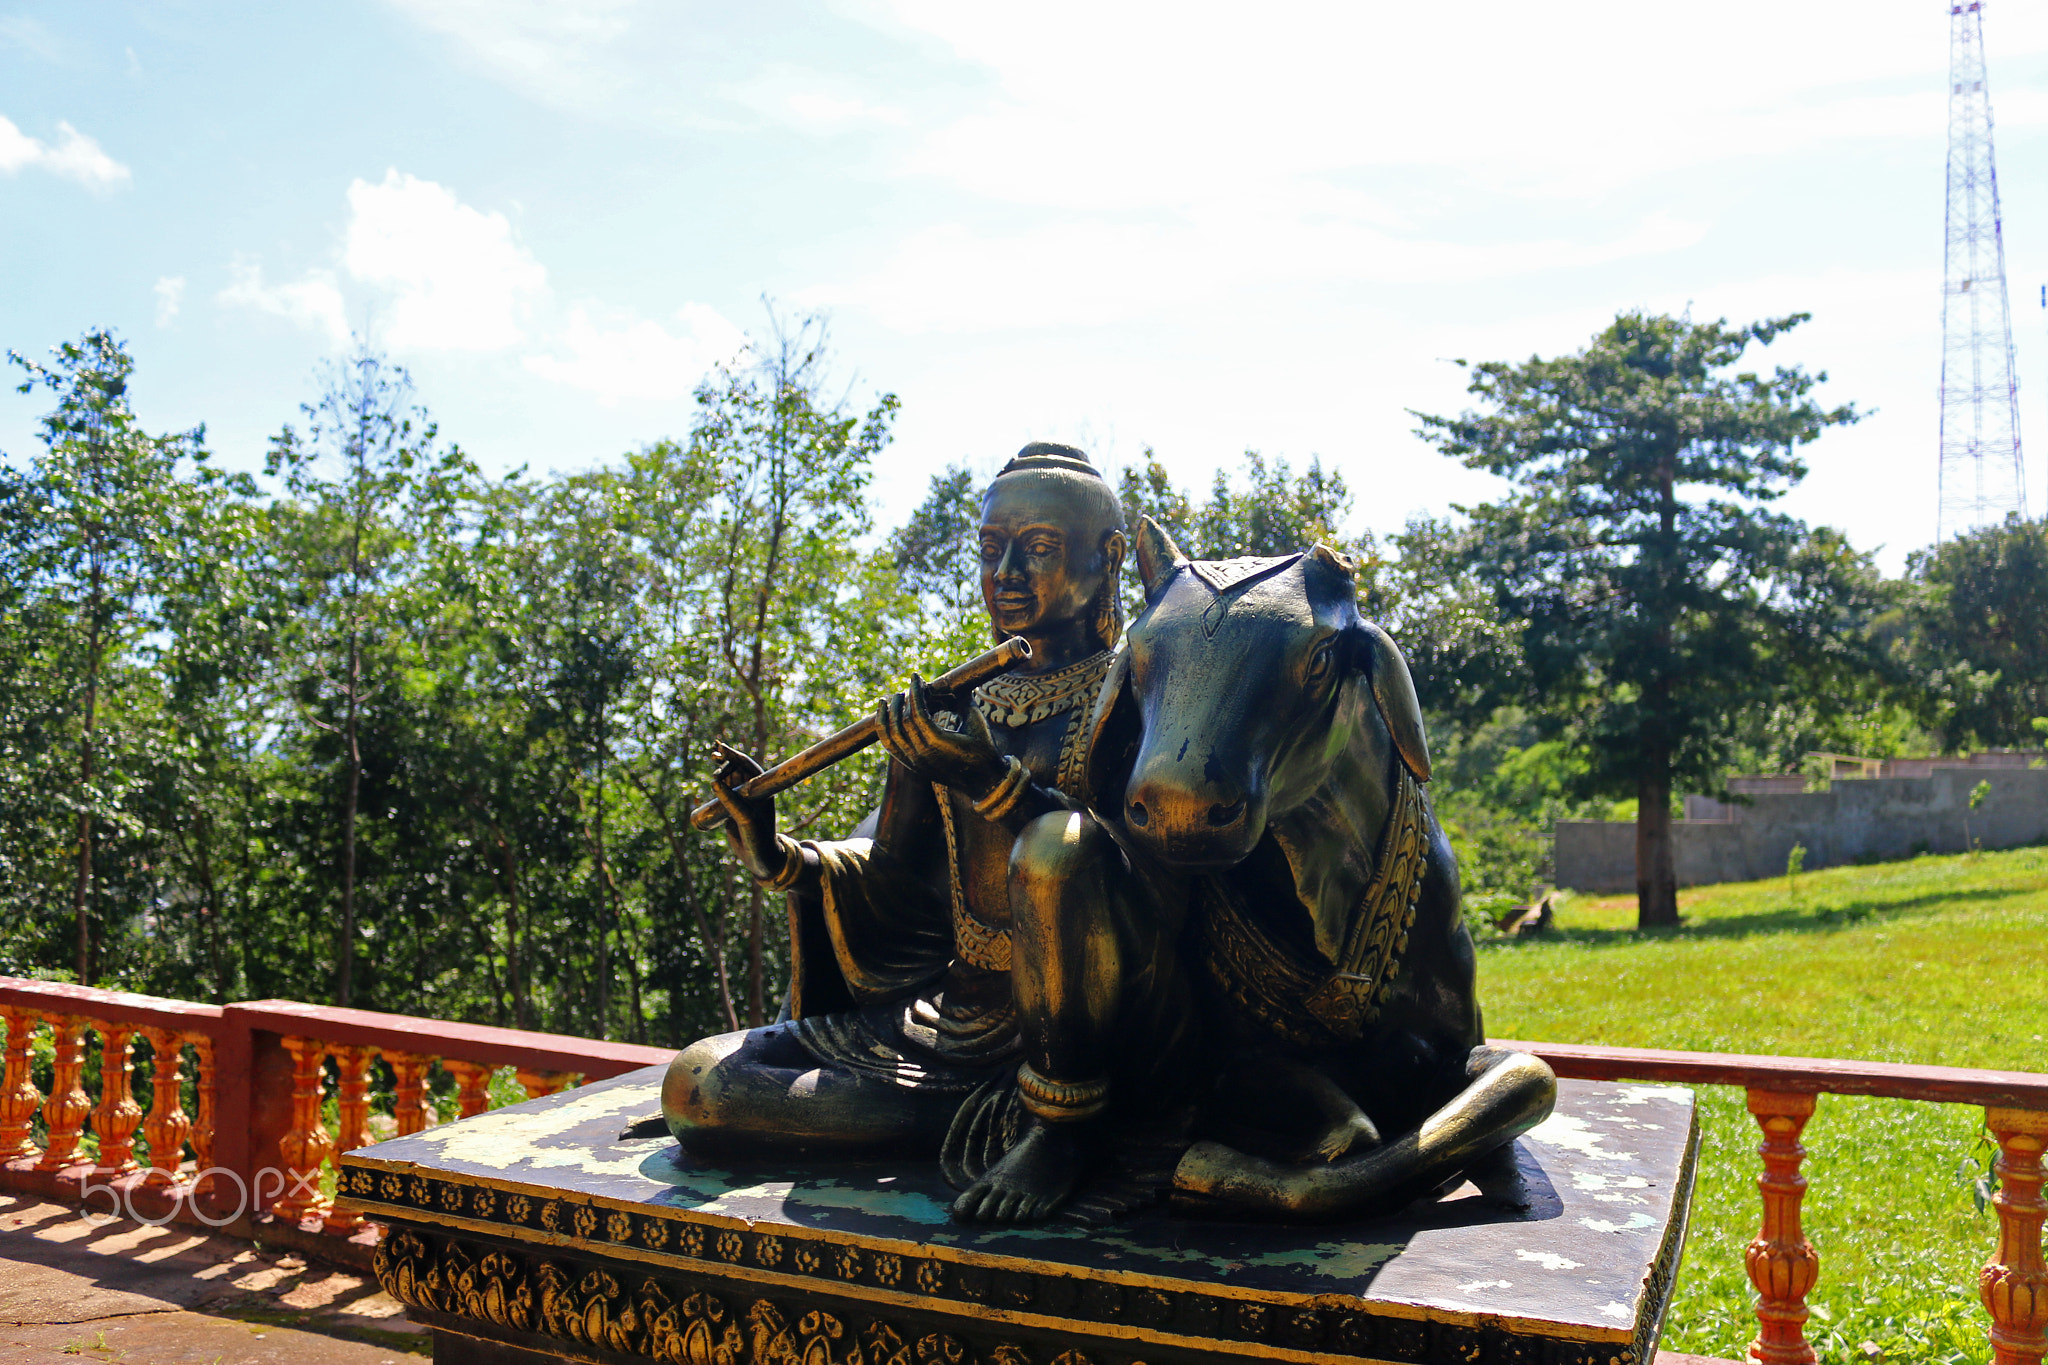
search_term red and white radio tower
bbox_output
[1938,0,2028,538]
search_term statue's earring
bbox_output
[1094,590,1116,651]
[1094,552,1124,651]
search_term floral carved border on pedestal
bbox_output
[374,1226,1105,1365]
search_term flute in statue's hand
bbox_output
[688,637,1031,834]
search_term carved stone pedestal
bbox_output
[339,1071,1698,1365]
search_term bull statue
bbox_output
[1076,516,1558,1222]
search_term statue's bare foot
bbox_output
[951,1119,1089,1224]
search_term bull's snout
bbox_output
[1122,768,1263,867]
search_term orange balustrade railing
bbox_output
[1498,1040,2048,1365]
[1,977,2042,1365]
[0,978,669,1242]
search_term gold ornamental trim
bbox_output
[935,789,1012,972]
[970,650,1115,729]
[1304,762,1431,1037]
[1197,761,1431,1047]
[368,1215,1653,1365]
[374,1221,1461,1365]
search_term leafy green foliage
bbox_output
[3,330,230,985]
[1904,514,2048,748]
[889,462,990,666]
[264,347,469,1006]
[1427,708,1605,901]
[0,319,923,1045]
[1116,446,1369,560]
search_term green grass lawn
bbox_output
[1476,845,2048,1365]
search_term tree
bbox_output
[1115,450,1195,554]
[687,310,898,1025]
[138,448,273,1002]
[266,347,458,1006]
[891,463,991,663]
[1414,311,1877,928]
[8,331,206,983]
[1116,448,1362,561]
[1905,514,2048,748]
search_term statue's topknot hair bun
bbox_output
[998,442,1102,479]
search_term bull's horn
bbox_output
[1135,515,1188,601]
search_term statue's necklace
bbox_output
[973,648,1115,796]
[972,649,1115,729]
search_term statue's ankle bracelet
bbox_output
[1016,1062,1109,1123]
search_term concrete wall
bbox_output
[1554,764,2048,892]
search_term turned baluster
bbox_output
[322,1045,375,1233]
[138,1028,191,1184]
[444,1060,494,1119]
[36,1016,92,1171]
[1746,1089,1820,1365]
[387,1051,435,1135]
[0,1007,42,1158]
[1983,1106,2048,1365]
[185,1034,215,1173]
[516,1068,575,1101]
[272,1035,335,1222]
[90,1024,144,1175]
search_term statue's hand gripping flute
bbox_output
[688,637,1032,832]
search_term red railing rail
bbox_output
[1499,1038,2048,1109]
[1497,1038,2048,1365]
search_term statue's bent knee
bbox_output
[662,1032,744,1138]
[1008,809,1111,894]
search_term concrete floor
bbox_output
[0,1195,426,1363]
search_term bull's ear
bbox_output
[1134,515,1187,602]
[1076,648,1139,815]
[1350,621,1432,782]
[1310,542,1356,578]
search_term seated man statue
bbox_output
[665,443,1195,1225]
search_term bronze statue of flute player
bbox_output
[666,443,1555,1227]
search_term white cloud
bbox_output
[153,276,185,328]
[815,209,1705,335]
[218,259,350,345]
[220,170,736,404]
[343,169,547,351]
[877,0,2048,209]
[524,302,745,404]
[0,116,129,189]
[382,0,918,137]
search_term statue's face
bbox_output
[978,470,1115,640]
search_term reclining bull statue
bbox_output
[1074,517,1557,1221]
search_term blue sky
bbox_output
[9,1,2048,571]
